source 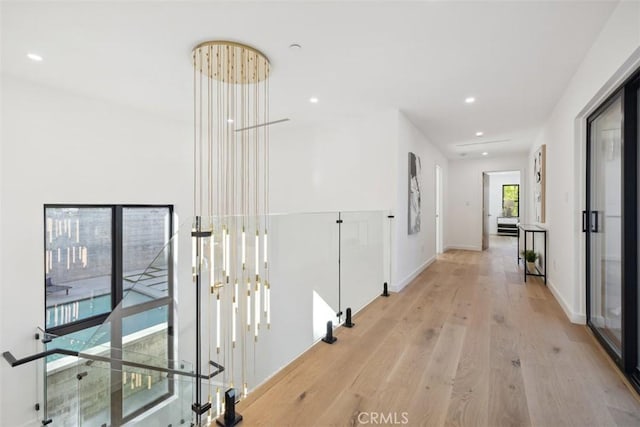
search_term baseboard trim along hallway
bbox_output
[391,255,436,292]
[547,278,587,324]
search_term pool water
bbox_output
[46,290,153,329]
[46,291,169,362]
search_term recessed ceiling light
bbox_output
[309,97,319,104]
[482,152,488,156]
[289,43,302,50]
[475,131,484,137]
[465,97,475,104]
[27,53,43,62]
[227,118,234,123]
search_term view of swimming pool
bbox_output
[46,289,156,329]
[45,290,169,361]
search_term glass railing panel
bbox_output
[76,356,110,426]
[120,358,194,425]
[270,212,340,334]
[60,209,389,425]
[121,309,171,418]
[35,337,46,425]
[340,211,386,316]
[74,349,195,426]
[75,352,195,427]
[187,212,342,401]
[43,326,108,426]
[123,367,194,427]
[241,212,339,393]
[44,357,80,427]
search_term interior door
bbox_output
[482,173,490,250]
[587,93,623,356]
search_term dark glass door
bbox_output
[587,93,623,356]
[586,69,639,392]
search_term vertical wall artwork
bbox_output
[534,144,546,223]
[408,152,422,235]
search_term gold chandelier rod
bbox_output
[191,39,272,414]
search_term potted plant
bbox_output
[522,250,538,273]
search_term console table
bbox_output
[517,224,547,284]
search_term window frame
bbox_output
[43,203,175,425]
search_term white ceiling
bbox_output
[1,1,617,158]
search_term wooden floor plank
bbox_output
[407,320,466,426]
[234,236,640,427]
[445,279,490,427]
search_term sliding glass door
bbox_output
[587,94,623,355]
[586,68,639,390]
[635,77,640,384]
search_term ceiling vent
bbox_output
[456,139,511,148]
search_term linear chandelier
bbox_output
[190,40,271,425]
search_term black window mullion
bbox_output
[46,312,110,337]
[167,206,175,396]
[111,205,124,425]
[113,206,124,307]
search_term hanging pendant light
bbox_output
[191,40,272,423]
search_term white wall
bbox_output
[0,75,192,427]
[526,1,640,324]
[0,2,4,415]
[268,110,449,293]
[488,171,520,234]
[447,155,527,251]
[268,111,397,214]
[392,112,448,291]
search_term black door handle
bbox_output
[591,210,599,233]
[582,211,587,232]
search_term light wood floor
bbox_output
[236,237,640,426]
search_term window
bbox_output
[45,207,112,328]
[44,204,173,425]
[502,184,519,217]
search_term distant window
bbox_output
[502,184,519,217]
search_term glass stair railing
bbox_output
[3,210,393,426]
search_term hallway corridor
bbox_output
[238,240,640,426]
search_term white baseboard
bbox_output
[547,278,586,324]
[445,244,482,252]
[391,256,436,292]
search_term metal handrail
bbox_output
[2,349,224,379]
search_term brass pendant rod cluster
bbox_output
[191,40,271,424]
